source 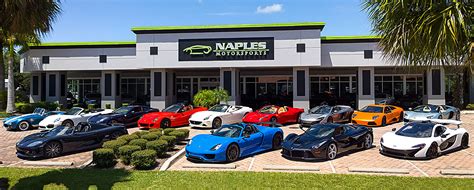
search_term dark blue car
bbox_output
[186,123,283,162]
[88,105,159,127]
[3,108,64,131]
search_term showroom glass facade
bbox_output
[176,76,220,103]
[310,75,357,108]
[240,76,293,109]
[374,74,424,108]
[120,77,151,105]
[67,78,100,102]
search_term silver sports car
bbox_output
[404,104,460,122]
[299,105,354,127]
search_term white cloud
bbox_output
[256,4,283,14]
[197,0,203,4]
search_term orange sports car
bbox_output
[351,104,404,127]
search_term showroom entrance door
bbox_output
[176,76,220,103]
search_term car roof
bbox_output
[367,104,385,108]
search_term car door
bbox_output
[61,125,96,151]
[333,125,351,153]
[331,106,342,122]
[238,125,264,155]
[174,107,188,126]
[125,107,143,124]
[433,125,457,152]
[73,125,100,149]
[383,106,395,124]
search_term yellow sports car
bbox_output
[351,104,404,127]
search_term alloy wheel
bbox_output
[364,134,373,149]
[462,134,469,149]
[63,120,73,128]
[18,121,30,131]
[327,143,337,160]
[272,133,283,150]
[427,144,438,159]
[45,142,62,158]
[226,144,239,162]
[212,118,222,129]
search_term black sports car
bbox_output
[281,123,373,160]
[16,122,128,159]
[87,105,159,127]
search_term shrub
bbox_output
[163,128,176,135]
[102,140,127,155]
[129,139,148,149]
[131,150,157,170]
[15,102,34,114]
[105,104,111,109]
[15,102,60,113]
[193,88,229,108]
[117,134,139,143]
[122,103,129,107]
[133,131,149,137]
[149,128,163,134]
[177,129,190,139]
[93,148,116,168]
[118,145,141,165]
[466,104,474,110]
[169,130,187,141]
[88,104,96,110]
[159,135,177,150]
[149,132,163,139]
[146,140,168,157]
[141,133,159,141]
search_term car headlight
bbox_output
[352,114,357,118]
[54,118,61,122]
[210,144,222,151]
[153,117,159,122]
[412,143,426,149]
[27,141,44,147]
[203,115,211,120]
[187,139,193,146]
[311,141,326,149]
[372,115,379,120]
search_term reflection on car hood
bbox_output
[404,111,438,120]
[190,111,225,120]
[187,134,233,150]
[300,113,327,121]
[4,114,38,124]
[284,134,328,149]
[381,132,428,149]
[17,132,48,147]
[88,113,123,123]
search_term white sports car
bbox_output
[380,119,469,159]
[189,104,253,129]
[39,107,113,130]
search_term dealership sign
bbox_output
[178,37,274,61]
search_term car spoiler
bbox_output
[429,119,462,126]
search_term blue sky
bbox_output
[43,0,373,42]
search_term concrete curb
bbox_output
[262,165,320,171]
[348,167,410,174]
[461,110,474,114]
[182,163,236,169]
[159,148,186,171]
[78,159,93,169]
[23,161,74,167]
[440,169,474,176]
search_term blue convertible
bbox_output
[3,108,64,131]
[185,123,283,162]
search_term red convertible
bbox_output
[242,105,304,124]
[138,103,206,129]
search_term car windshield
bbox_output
[113,107,132,114]
[212,124,242,138]
[413,105,438,113]
[309,106,331,114]
[360,106,383,113]
[43,126,73,137]
[33,108,46,115]
[306,125,335,138]
[209,104,229,112]
[65,108,83,115]
[395,123,433,138]
[163,104,183,113]
[259,106,278,114]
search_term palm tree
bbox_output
[0,0,61,113]
[363,0,473,108]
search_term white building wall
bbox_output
[321,42,395,67]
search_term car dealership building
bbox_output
[20,22,472,110]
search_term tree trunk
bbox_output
[451,73,464,108]
[5,42,15,113]
[0,42,5,109]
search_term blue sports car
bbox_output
[3,108,64,131]
[185,122,283,162]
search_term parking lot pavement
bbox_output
[170,115,474,178]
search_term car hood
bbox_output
[187,134,233,150]
[4,114,39,124]
[39,115,67,125]
[381,132,429,149]
[283,134,328,149]
[353,111,383,120]
[17,132,49,147]
[140,112,176,122]
[300,113,327,122]
[404,111,438,120]
[244,112,273,122]
[190,111,225,120]
[88,113,124,123]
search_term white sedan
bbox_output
[380,119,469,159]
[189,104,253,129]
[39,107,113,130]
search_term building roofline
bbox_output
[132,22,325,34]
[29,41,136,49]
[321,35,380,43]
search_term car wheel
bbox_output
[62,120,74,128]
[326,143,338,160]
[110,131,122,140]
[327,117,333,123]
[18,121,30,131]
[44,141,63,158]
[270,117,277,124]
[272,133,283,150]
[398,112,403,122]
[212,118,222,129]
[363,134,373,149]
[226,144,240,162]
[160,119,171,128]
[438,115,442,119]
[381,117,387,127]
[426,143,438,159]
[449,112,454,119]
[462,133,469,149]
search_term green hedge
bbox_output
[131,150,157,170]
[177,129,190,138]
[102,140,127,155]
[149,132,163,139]
[163,128,176,135]
[159,135,177,150]
[149,128,163,134]
[146,140,168,157]
[141,133,159,141]
[118,145,141,165]
[15,102,60,113]
[92,148,116,168]
[169,130,187,141]
[117,134,139,143]
[466,104,474,110]
[129,139,148,150]
[133,131,149,137]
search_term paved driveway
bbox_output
[170,114,474,178]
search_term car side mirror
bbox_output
[441,133,449,138]
[210,130,214,134]
[391,128,396,132]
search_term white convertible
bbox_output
[380,119,469,159]
[189,104,253,129]
[38,107,113,130]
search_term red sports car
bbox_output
[138,103,207,129]
[242,105,304,124]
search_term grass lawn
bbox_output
[0,168,473,189]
